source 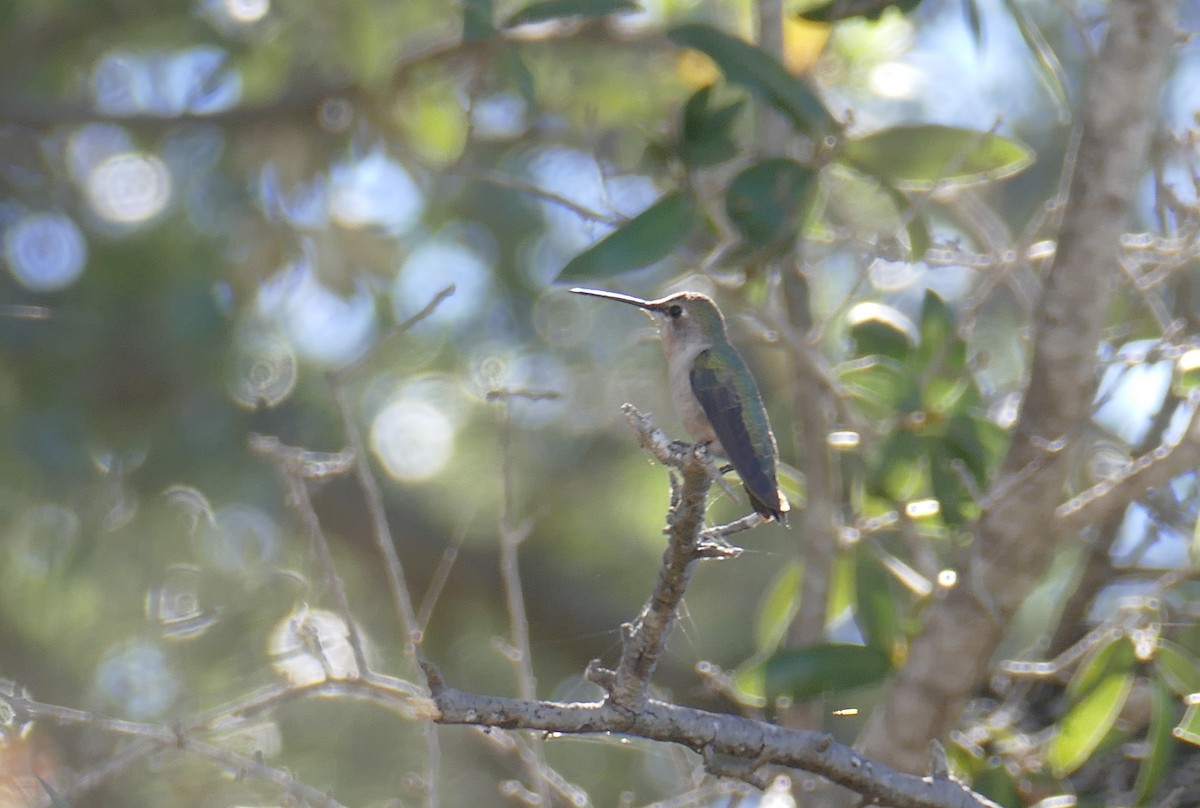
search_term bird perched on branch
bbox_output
[572,287,789,523]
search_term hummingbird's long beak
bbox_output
[569,287,660,312]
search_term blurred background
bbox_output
[1,0,1199,805]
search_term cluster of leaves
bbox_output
[560,23,1032,281]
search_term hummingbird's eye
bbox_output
[667,304,683,319]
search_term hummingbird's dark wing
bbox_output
[690,349,787,522]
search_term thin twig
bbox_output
[333,284,457,383]
[248,433,370,678]
[1055,395,1200,532]
[461,170,624,226]
[489,388,558,806]
[326,284,456,808]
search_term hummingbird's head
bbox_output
[569,288,728,351]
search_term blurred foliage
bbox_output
[0,0,1199,806]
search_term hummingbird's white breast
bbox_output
[665,339,721,453]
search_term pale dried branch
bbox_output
[419,661,1000,808]
[602,406,731,706]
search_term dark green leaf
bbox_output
[799,0,923,22]
[1047,668,1134,777]
[1135,677,1177,806]
[754,560,803,651]
[963,0,984,46]
[500,45,536,105]
[463,0,495,41]
[969,762,1021,808]
[725,158,815,247]
[847,302,916,361]
[841,125,1034,188]
[558,191,695,280]
[1153,640,1200,695]
[944,414,1005,484]
[915,291,965,376]
[929,446,976,526]
[678,85,745,167]
[668,24,836,137]
[504,0,638,28]
[761,643,891,700]
[855,547,898,657]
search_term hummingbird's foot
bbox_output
[718,463,734,475]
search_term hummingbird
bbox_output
[571,287,790,523]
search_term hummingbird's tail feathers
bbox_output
[747,486,790,524]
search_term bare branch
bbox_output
[421,664,1001,808]
[605,407,719,706]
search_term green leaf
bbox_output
[678,85,745,167]
[1135,677,1177,806]
[840,125,1034,188]
[1000,0,1070,124]
[1153,640,1200,695]
[760,643,891,700]
[1068,635,1136,701]
[725,158,815,247]
[826,551,857,624]
[1173,349,1200,397]
[1047,668,1135,777]
[878,180,931,260]
[915,290,961,371]
[969,761,1021,808]
[557,191,695,280]
[847,302,917,361]
[855,547,899,658]
[799,0,923,22]
[929,445,977,526]
[878,429,927,501]
[963,0,984,47]
[754,560,803,651]
[922,376,971,418]
[944,414,1006,485]
[668,24,836,137]
[500,45,536,105]
[463,0,495,41]
[504,0,638,27]
[838,357,915,421]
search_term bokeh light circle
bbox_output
[370,398,454,481]
[86,152,172,224]
[3,212,88,291]
[226,0,269,23]
[229,328,298,408]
